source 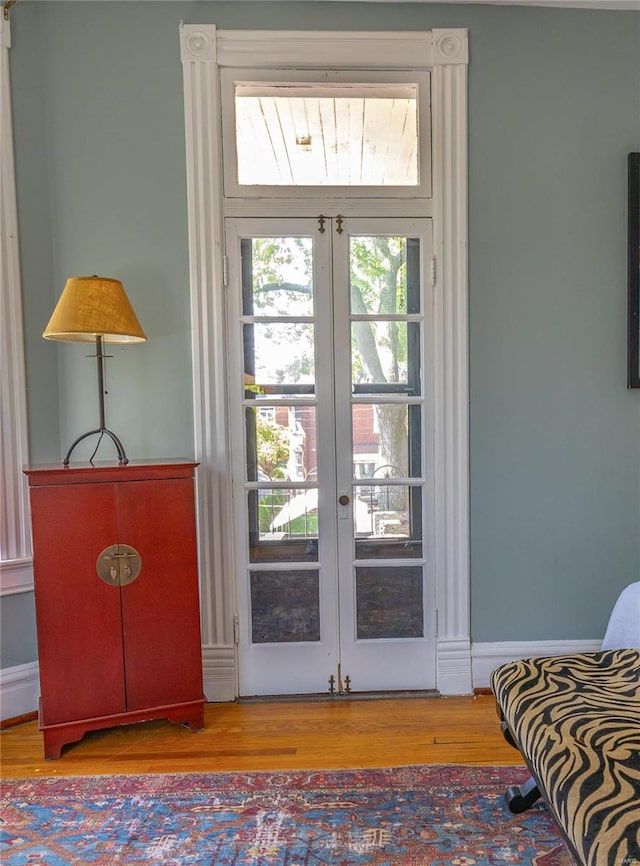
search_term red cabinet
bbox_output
[24,461,206,759]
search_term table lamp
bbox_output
[43,276,147,466]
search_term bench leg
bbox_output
[506,776,542,814]
[500,720,518,749]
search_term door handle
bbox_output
[338,493,350,519]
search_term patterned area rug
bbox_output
[1,765,573,865]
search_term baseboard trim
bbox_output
[471,639,602,690]
[0,558,34,596]
[0,648,236,722]
[202,644,236,702]
[1,642,604,717]
[0,661,39,721]
[437,638,473,695]
[1,710,38,729]
[206,640,606,699]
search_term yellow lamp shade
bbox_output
[43,276,147,344]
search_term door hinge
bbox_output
[233,613,239,645]
[223,255,229,288]
[430,256,436,287]
[434,608,439,637]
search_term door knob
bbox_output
[338,494,350,506]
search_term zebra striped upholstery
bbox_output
[491,649,640,866]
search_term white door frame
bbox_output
[180,25,470,699]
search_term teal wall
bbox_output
[7,2,640,657]
[0,594,37,669]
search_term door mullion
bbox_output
[330,223,357,680]
[314,217,342,682]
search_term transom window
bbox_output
[221,69,431,200]
[234,82,419,187]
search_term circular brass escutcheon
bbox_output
[96,544,142,586]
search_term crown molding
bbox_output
[17,0,640,7]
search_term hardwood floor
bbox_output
[1,695,521,778]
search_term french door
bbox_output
[226,216,435,696]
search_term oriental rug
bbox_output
[0,765,572,866]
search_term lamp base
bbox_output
[63,428,129,467]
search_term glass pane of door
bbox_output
[250,570,321,643]
[349,233,424,564]
[242,234,321,645]
[355,565,424,639]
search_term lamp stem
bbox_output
[96,334,107,430]
[62,335,129,466]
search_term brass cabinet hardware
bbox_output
[96,544,142,586]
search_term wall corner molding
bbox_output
[1,11,31,584]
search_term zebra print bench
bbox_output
[491,649,640,866]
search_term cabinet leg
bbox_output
[42,732,67,760]
[42,721,91,759]
[41,701,206,758]
[167,704,205,733]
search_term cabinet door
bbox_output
[30,483,127,725]
[117,478,203,709]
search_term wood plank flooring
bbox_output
[1,695,521,778]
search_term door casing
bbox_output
[180,25,471,700]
